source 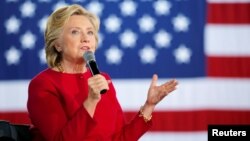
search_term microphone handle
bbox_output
[88,60,100,75]
[88,60,107,94]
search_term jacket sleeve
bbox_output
[103,73,153,141]
[27,75,96,141]
[113,109,153,141]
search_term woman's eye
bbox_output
[87,31,94,35]
[71,30,80,35]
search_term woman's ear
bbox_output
[55,42,62,52]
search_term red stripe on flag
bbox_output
[207,56,250,77]
[207,3,250,24]
[1,110,250,131]
[125,110,250,131]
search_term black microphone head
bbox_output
[83,51,95,62]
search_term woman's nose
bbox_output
[81,33,89,43]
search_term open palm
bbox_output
[146,74,178,106]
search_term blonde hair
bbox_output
[45,4,100,68]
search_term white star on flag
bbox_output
[4,46,22,65]
[4,16,21,34]
[138,15,156,33]
[154,30,172,48]
[172,13,190,32]
[20,31,37,49]
[120,0,137,16]
[105,45,123,64]
[104,15,122,33]
[20,1,36,18]
[87,1,104,16]
[173,44,192,64]
[120,29,138,48]
[153,0,171,16]
[139,45,158,64]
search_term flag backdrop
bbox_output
[1,0,250,140]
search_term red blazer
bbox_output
[27,68,151,141]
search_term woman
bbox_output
[27,4,178,141]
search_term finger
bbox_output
[88,75,109,93]
[162,79,178,89]
[150,74,158,88]
[94,76,110,91]
[90,75,106,84]
[165,83,178,94]
[163,79,177,86]
[159,80,177,94]
[98,81,109,91]
[169,79,178,88]
[168,86,177,93]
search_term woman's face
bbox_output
[57,15,97,63]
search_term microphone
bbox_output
[83,51,107,94]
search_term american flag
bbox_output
[0,0,250,140]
